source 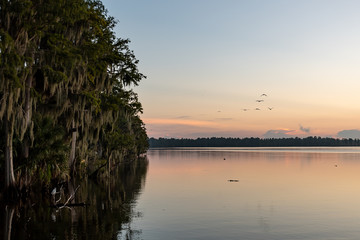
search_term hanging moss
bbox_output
[1,0,148,190]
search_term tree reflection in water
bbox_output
[1,157,148,240]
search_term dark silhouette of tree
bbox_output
[0,0,148,194]
[149,137,360,148]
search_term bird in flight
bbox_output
[256,100,264,102]
[268,107,274,110]
[255,108,261,110]
[242,108,250,111]
[260,94,267,97]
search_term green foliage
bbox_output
[16,114,69,187]
[98,87,148,162]
[132,116,149,155]
[0,0,149,191]
[43,66,68,84]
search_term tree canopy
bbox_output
[0,0,148,193]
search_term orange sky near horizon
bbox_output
[142,99,360,138]
[102,0,360,139]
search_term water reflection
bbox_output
[134,148,360,240]
[0,157,148,240]
[4,147,360,240]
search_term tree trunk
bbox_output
[4,206,14,240]
[69,120,77,174]
[23,74,33,159]
[108,154,111,176]
[4,119,16,190]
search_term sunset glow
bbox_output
[102,0,360,139]
[143,118,221,128]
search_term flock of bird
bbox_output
[242,93,274,112]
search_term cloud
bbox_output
[143,118,222,138]
[215,118,233,121]
[175,115,191,119]
[263,129,295,138]
[299,124,310,133]
[337,129,360,139]
[143,118,264,138]
[143,118,219,127]
[185,129,262,138]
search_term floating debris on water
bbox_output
[228,179,239,182]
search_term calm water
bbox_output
[134,147,360,240]
[3,147,360,239]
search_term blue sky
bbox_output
[102,0,360,138]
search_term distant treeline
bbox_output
[149,137,360,148]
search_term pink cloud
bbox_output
[263,129,296,138]
[143,118,220,127]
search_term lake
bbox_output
[3,147,360,239]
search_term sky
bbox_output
[101,0,360,139]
